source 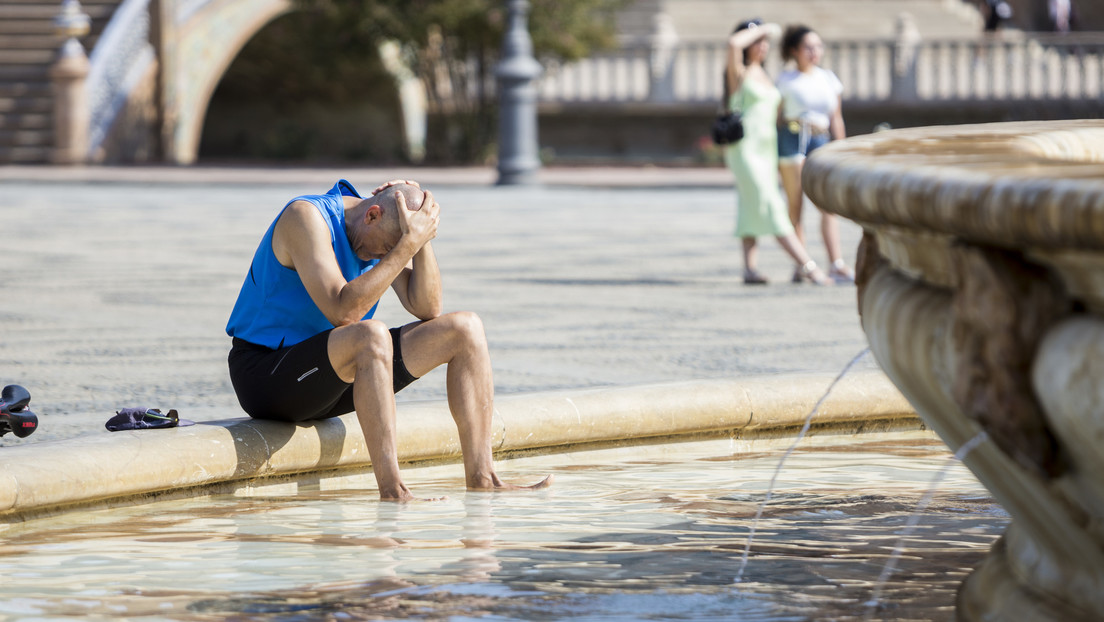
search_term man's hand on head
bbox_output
[395,189,440,252]
[372,179,420,195]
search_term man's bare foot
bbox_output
[379,490,416,502]
[378,491,448,503]
[467,473,554,492]
[379,479,448,503]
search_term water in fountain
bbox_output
[734,347,871,583]
[862,429,990,618]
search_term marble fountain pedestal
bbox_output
[804,120,1104,620]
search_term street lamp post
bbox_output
[495,0,542,185]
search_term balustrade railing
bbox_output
[533,34,1104,106]
[85,0,155,157]
[909,36,1104,101]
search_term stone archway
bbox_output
[165,0,293,164]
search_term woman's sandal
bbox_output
[791,267,804,283]
[829,259,856,284]
[798,260,833,286]
[744,270,769,285]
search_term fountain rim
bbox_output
[803,119,1104,252]
[0,370,914,527]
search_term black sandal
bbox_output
[743,271,769,285]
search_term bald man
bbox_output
[226,179,550,501]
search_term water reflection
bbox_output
[0,433,1007,621]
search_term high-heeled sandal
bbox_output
[829,259,855,284]
[743,270,769,285]
[798,260,833,286]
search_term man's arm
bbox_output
[390,190,443,320]
[273,200,423,327]
[391,242,443,321]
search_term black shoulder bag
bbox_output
[711,85,744,146]
[711,111,744,145]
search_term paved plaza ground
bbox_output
[0,165,875,445]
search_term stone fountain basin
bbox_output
[804,119,1104,620]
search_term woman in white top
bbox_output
[776,25,855,283]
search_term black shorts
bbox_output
[228,326,418,422]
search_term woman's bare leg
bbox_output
[776,233,832,285]
[742,237,758,274]
[779,160,806,248]
[821,210,843,265]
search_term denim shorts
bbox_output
[778,123,830,161]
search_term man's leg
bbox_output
[328,319,413,501]
[399,311,551,491]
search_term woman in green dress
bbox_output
[723,19,830,285]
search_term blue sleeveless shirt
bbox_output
[226,180,379,349]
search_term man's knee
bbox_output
[445,311,487,347]
[345,319,393,364]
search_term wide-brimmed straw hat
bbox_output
[734,19,782,41]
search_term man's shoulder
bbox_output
[285,197,321,212]
[273,189,347,252]
[274,199,332,251]
[276,199,325,229]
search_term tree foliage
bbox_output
[300,0,625,65]
[283,0,628,162]
[208,0,627,163]
[211,11,391,107]
[298,0,626,116]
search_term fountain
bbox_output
[803,118,1104,620]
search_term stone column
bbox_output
[379,40,428,163]
[495,0,542,186]
[890,12,920,102]
[49,0,91,165]
[150,0,176,162]
[648,11,678,104]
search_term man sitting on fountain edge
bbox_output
[225,179,552,501]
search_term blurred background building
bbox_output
[1,0,1101,166]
